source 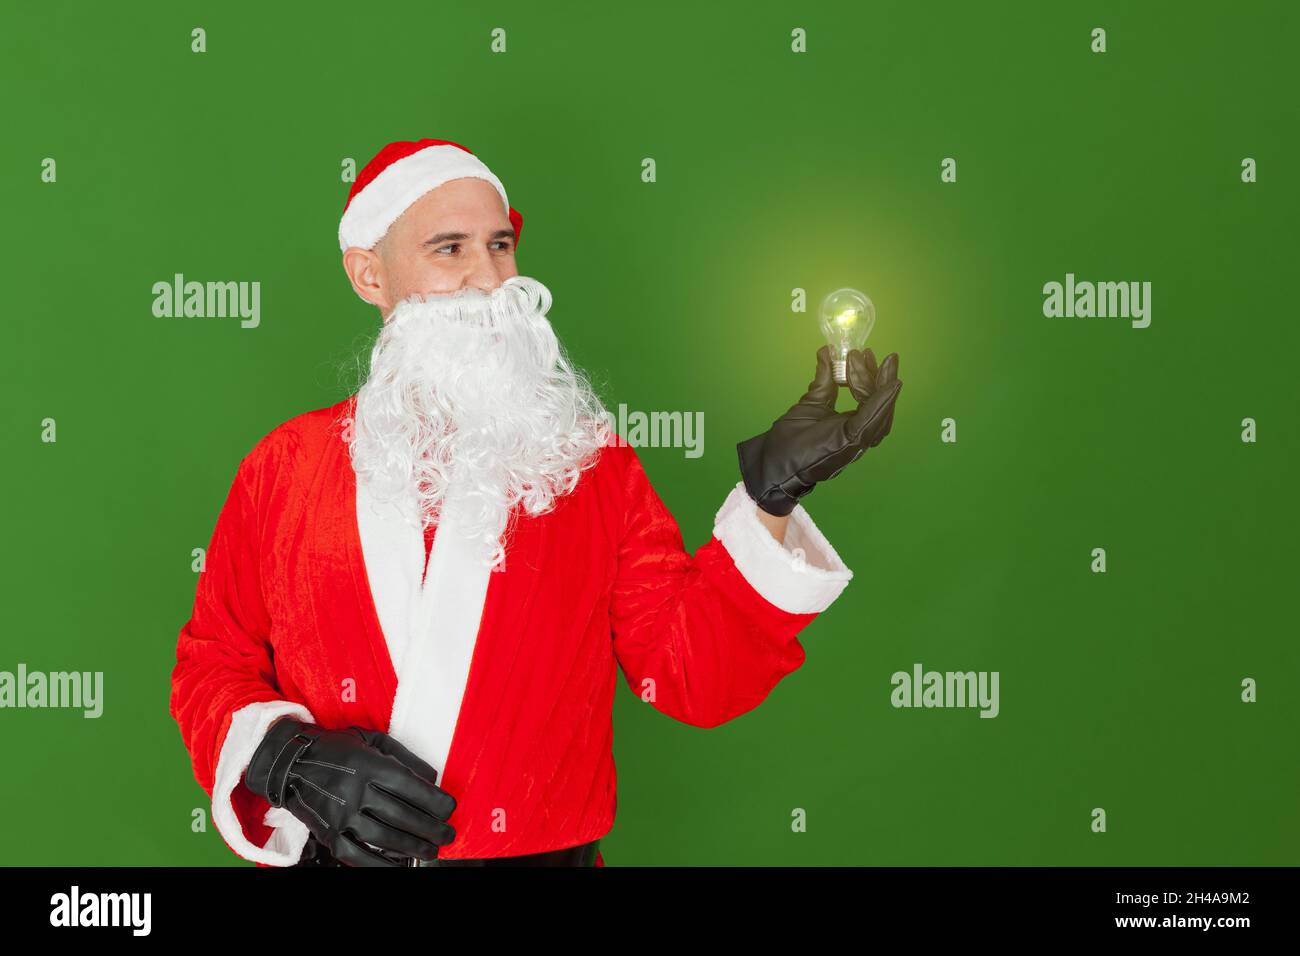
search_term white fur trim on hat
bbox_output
[338,144,511,252]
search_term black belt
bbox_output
[294,834,599,868]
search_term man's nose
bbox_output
[462,249,504,294]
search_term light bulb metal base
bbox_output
[832,359,848,386]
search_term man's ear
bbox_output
[342,246,388,309]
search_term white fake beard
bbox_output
[343,274,612,570]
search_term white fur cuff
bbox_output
[713,482,853,615]
[211,699,318,866]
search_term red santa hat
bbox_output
[338,138,524,253]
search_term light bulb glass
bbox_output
[818,287,876,385]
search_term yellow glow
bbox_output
[835,309,858,327]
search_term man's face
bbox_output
[343,177,519,322]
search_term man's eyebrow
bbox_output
[422,229,517,247]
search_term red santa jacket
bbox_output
[169,396,853,865]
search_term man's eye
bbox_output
[434,242,512,254]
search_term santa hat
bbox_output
[338,138,523,253]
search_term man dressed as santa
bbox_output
[169,138,904,867]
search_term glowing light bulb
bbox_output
[818,287,876,385]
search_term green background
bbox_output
[2,0,1296,865]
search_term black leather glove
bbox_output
[737,345,902,517]
[244,717,457,867]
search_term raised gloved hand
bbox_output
[737,345,902,517]
[244,717,457,867]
